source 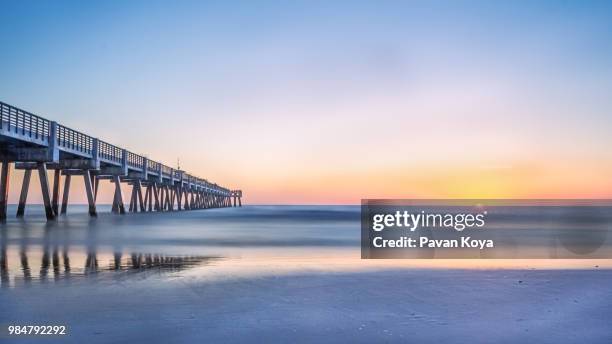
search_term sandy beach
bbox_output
[2,267,612,343]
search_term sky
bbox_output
[1,0,611,204]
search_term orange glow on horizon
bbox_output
[4,152,611,206]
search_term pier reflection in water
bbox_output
[0,225,220,288]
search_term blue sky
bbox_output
[1,1,612,203]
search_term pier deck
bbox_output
[0,101,242,220]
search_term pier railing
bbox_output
[0,100,229,190]
[0,101,50,144]
[98,140,123,165]
[126,151,145,170]
[57,124,93,156]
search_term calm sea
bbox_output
[1,205,610,288]
[0,205,359,287]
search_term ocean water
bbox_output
[0,205,359,287]
[1,205,611,288]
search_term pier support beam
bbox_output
[136,180,145,212]
[127,181,140,212]
[176,187,182,211]
[170,186,176,210]
[184,190,190,210]
[159,186,166,211]
[145,185,152,212]
[160,186,165,211]
[16,169,32,217]
[165,186,172,210]
[153,184,160,211]
[112,176,125,214]
[148,185,154,211]
[60,175,71,214]
[83,170,97,217]
[129,184,136,212]
[37,163,55,220]
[93,177,100,203]
[0,161,11,220]
[51,169,60,216]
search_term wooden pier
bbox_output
[0,101,242,220]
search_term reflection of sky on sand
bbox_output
[1,205,612,289]
[187,248,612,282]
[3,244,610,289]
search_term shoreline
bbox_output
[2,268,611,343]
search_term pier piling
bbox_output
[0,161,10,220]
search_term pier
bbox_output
[0,101,242,220]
